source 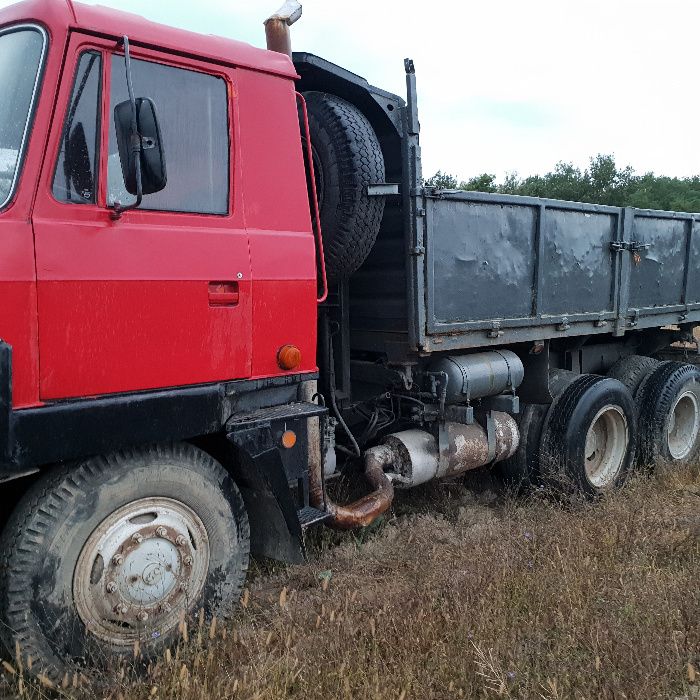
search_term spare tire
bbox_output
[302,91,385,280]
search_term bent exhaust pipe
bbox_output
[302,381,395,530]
[312,444,395,530]
[265,1,303,57]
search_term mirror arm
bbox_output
[111,35,143,220]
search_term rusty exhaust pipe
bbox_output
[314,445,395,530]
[301,381,395,530]
[264,0,302,57]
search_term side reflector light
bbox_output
[282,430,297,449]
[277,344,301,371]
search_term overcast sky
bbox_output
[5,0,700,180]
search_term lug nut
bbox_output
[132,533,143,544]
[106,581,118,594]
[136,611,149,622]
[114,603,128,615]
[183,555,193,567]
[155,527,168,538]
[175,535,187,547]
[112,554,124,566]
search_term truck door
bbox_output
[32,35,251,400]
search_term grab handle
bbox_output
[296,91,328,303]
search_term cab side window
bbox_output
[108,56,229,214]
[52,51,102,204]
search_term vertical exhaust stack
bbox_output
[264,1,303,57]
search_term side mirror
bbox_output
[114,97,167,196]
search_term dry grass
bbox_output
[3,466,700,700]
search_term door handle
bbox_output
[208,281,239,307]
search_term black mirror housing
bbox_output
[114,97,167,196]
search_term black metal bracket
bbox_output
[481,394,519,414]
[227,426,306,563]
[0,342,12,465]
[111,35,143,219]
[610,240,651,252]
[437,419,450,475]
[485,411,497,464]
[445,404,474,424]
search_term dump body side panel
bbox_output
[416,191,700,353]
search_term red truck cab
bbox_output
[0,0,337,677]
[1,0,317,409]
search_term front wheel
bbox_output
[494,403,548,489]
[0,443,249,681]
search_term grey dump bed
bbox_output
[349,66,700,359]
[353,189,700,357]
[420,191,699,348]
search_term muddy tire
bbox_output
[302,91,385,281]
[539,375,637,497]
[494,403,548,489]
[635,362,700,469]
[607,355,660,397]
[0,443,249,681]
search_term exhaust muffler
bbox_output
[382,414,519,488]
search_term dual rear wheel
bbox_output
[499,357,700,494]
[538,375,636,496]
[609,356,700,467]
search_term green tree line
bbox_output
[424,154,700,212]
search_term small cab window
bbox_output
[52,51,102,204]
[108,56,229,215]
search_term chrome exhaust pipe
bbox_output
[264,1,302,57]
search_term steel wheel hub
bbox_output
[667,389,700,460]
[584,404,628,488]
[73,497,209,645]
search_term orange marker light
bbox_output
[281,430,297,449]
[277,344,301,371]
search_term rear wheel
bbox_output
[0,443,249,681]
[607,354,660,397]
[539,375,637,496]
[635,362,700,469]
[494,403,548,489]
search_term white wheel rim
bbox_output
[584,404,629,488]
[667,389,700,460]
[73,497,209,646]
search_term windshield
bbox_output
[0,26,46,209]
